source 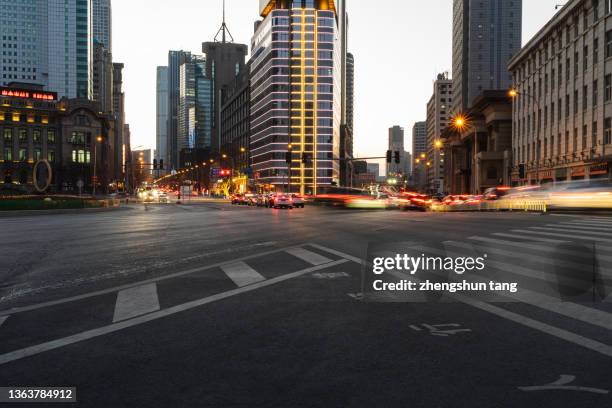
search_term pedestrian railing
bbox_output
[432,200,547,213]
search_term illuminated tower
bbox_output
[251,0,342,194]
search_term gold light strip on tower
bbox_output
[300,9,306,194]
[313,9,319,195]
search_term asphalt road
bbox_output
[0,203,611,407]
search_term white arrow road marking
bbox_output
[113,283,160,323]
[519,375,610,394]
[221,261,265,287]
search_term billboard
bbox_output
[0,87,57,101]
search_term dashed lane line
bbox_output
[0,244,300,317]
[112,283,160,323]
[221,262,266,287]
[0,259,349,366]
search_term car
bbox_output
[398,192,433,211]
[271,194,293,209]
[290,194,305,208]
[158,192,169,203]
[441,195,470,206]
[244,193,258,206]
[231,194,245,205]
[483,186,512,201]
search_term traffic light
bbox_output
[153,159,158,169]
[286,151,292,164]
[394,151,401,164]
[159,160,164,170]
[386,150,392,163]
[301,152,312,165]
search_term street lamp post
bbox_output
[93,136,103,196]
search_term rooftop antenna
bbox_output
[214,0,234,43]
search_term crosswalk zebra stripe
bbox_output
[449,241,590,270]
[469,236,612,263]
[553,224,612,232]
[529,226,612,237]
[511,229,612,244]
[113,283,160,323]
[220,261,266,288]
[492,232,567,243]
[564,220,612,226]
[418,244,612,330]
[285,248,333,266]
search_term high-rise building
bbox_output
[340,51,354,187]
[508,0,612,185]
[412,121,427,189]
[92,0,112,52]
[426,73,452,193]
[346,52,354,134]
[201,41,248,153]
[167,50,192,170]
[178,55,213,154]
[388,126,409,177]
[93,42,113,113]
[0,0,93,99]
[156,66,169,168]
[221,61,251,182]
[251,0,342,194]
[451,0,522,114]
[112,62,125,180]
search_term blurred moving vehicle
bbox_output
[290,194,305,208]
[398,192,433,211]
[441,195,470,206]
[158,191,169,203]
[231,194,246,205]
[501,179,612,210]
[245,193,258,206]
[271,194,293,209]
[483,186,512,201]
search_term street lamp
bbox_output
[93,135,103,196]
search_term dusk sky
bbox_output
[114,0,561,165]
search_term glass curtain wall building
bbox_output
[251,0,341,194]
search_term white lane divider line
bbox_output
[221,261,265,287]
[112,283,160,323]
[0,315,8,328]
[285,247,333,266]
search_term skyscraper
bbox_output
[251,0,342,194]
[112,62,125,180]
[426,73,452,193]
[167,50,192,170]
[93,43,113,113]
[156,66,169,167]
[178,56,213,153]
[0,0,93,99]
[451,0,522,114]
[412,121,427,189]
[92,0,112,52]
[388,126,408,176]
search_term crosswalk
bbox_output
[0,245,350,366]
[438,216,612,356]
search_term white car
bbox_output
[272,194,293,209]
[290,194,305,208]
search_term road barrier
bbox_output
[432,200,547,213]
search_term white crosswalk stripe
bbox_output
[492,232,566,243]
[417,244,612,330]
[469,236,612,263]
[552,223,612,232]
[285,248,333,266]
[220,261,266,287]
[511,229,612,243]
[529,226,612,237]
[113,283,160,323]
